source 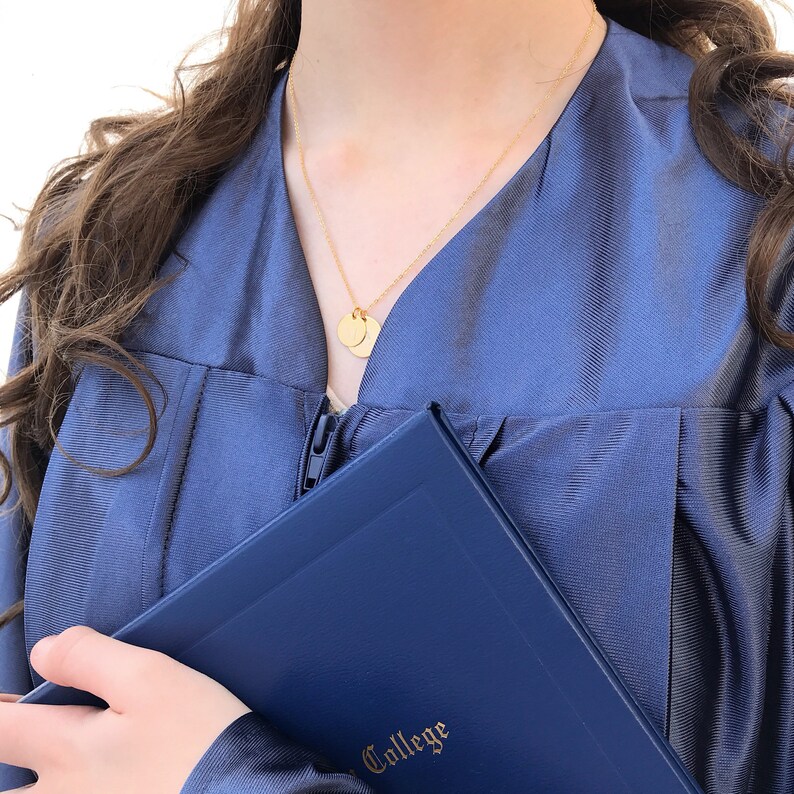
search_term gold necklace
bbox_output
[287,0,600,358]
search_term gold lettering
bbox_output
[422,726,444,754]
[362,745,387,774]
[390,734,408,760]
[359,720,448,773]
[397,730,415,756]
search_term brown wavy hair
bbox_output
[2,0,794,631]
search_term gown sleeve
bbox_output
[667,250,794,792]
[180,711,376,793]
[0,288,373,793]
[0,291,374,793]
[669,371,794,792]
[0,286,41,790]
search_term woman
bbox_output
[1,0,793,791]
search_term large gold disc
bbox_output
[337,313,367,347]
[348,316,381,358]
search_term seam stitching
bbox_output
[158,366,209,598]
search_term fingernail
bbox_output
[0,693,21,702]
[30,635,57,663]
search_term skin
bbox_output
[0,626,251,792]
[1,1,606,790]
[288,0,606,407]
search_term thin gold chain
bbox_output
[287,0,600,317]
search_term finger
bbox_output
[0,693,22,702]
[29,625,170,713]
[0,701,87,770]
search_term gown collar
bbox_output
[258,15,616,409]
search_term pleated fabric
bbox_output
[2,14,794,793]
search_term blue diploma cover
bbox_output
[20,402,702,793]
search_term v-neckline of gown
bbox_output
[273,14,615,410]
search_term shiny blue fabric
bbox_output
[2,14,793,792]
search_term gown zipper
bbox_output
[300,395,340,495]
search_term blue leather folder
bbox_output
[20,401,702,793]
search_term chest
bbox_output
[280,120,554,409]
[23,342,684,738]
[19,91,774,749]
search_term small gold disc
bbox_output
[337,312,367,347]
[348,316,381,358]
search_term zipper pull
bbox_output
[301,406,339,494]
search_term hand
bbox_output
[0,625,252,793]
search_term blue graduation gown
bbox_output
[2,14,794,793]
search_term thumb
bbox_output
[30,624,162,713]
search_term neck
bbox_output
[290,0,604,148]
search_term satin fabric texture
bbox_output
[1,15,794,793]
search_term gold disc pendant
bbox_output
[337,308,381,358]
[348,315,381,358]
[337,312,367,347]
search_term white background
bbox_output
[1,2,793,373]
